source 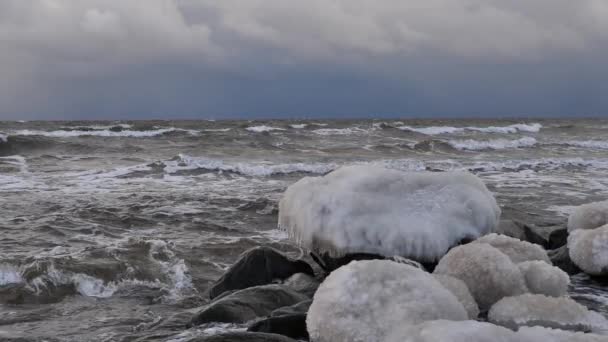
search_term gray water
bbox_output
[1,119,607,341]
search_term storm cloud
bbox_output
[1,0,607,119]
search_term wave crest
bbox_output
[398,123,542,135]
[448,137,538,151]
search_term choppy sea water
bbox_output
[1,119,607,341]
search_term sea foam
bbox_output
[245,125,285,133]
[448,137,537,151]
[12,128,195,138]
[397,123,542,135]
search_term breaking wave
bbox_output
[163,154,336,177]
[312,127,368,135]
[11,127,196,138]
[397,123,542,135]
[245,125,286,133]
[0,133,7,143]
[447,137,538,151]
[561,140,608,150]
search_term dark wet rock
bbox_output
[271,300,312,317]
[548,228,568,249]
[248,314,308,340]
[189,285,309,326]
[495,219,527,241]
[283,273,320,298]
[0,283,75,305]
[549,246,581,275]
[312,252,430,273]
[187,332,297,342]
[208,247,314,299]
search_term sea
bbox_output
[1,119,607,341]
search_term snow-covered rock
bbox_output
[517,261,570,297]
[307,260,467,342]
[568,201,608,232]
[568,225,608,276]
[433,274,480,319]
[517,326,608,342]
[488,294,608,333]
[434,243,527,311]
[474,233,551,264]
[385,320,516,342]
[386,321,608,342]
[279,165,500,262]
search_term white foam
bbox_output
[563,140,608,149]
[448,137,538,151]
[0,265,23,285]
[279,166,501,262]
[290,124,308,129]
[312,127,367,135]
[203,128,232,132]
[397,123,542,135]
[13,128,194,138]
[0,133,7,143]
[164,154,336,177]
[245,125,285,133]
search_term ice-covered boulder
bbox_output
[568,201,608,232]
[279,165,500,263]
[386,320,608,342]
[385,320,516,342]
[434,243,527,311]
[517,261,570,297]
[488,294,608,333]
[568,225,608,276]
[307,260,467,342]
[474,233,551,264]
[517,326,608,342]
[433,274,480,319]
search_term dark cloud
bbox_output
[1,0,607,119]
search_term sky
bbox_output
[1,0,607,120]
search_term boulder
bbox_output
[548,246,581,275]
[433,274,480,319]
[189,285,308,326]
[434,243,528,311]
[473,234,550,264]
[568,225,608,276]
[186,332,297,342]
[248,314,308,340]
[548,228,568,249]
[271,300,312,317]
[517,261,570,297]
[488,294,608,333]
[208,247,314,299]
[283,273,320,298]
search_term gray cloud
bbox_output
[1,0,607,119]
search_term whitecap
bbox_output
[448,137,537,151]
[203,128,232,132]
[0,265,23,285]
[397,123,542,135]
[312,127,368,135]
[12,128,196,138]
[0,133,7,143]
[289,124,308,129]
[562,140,608,150]
[164,154,337,177]
[245,125,285,133]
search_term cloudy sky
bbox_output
[1,0,607,120]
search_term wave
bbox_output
[11,127,196,138]
[447,137,538,151]
[163,154,336,177]
[290,124,308,129]
[203,128,232,132]
[0,133,7,143]
[312,127,368,135]
[60,123,133,131]
[397,123,542,135]
[0,238,195,304]
[561,140,608,150]
[245,125,285,133]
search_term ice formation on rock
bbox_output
[434,243,527,311]
[306,260,467,342]
[517,326,608,342]
[568,201,608,232]
[279,165,500,262]
[488,294,608,333]
[386,320,608,342]
[433,274,480,319]
[517,261,570,297]
[568,225,608,276]
[474,233,551,264]
[385,320,516,342]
